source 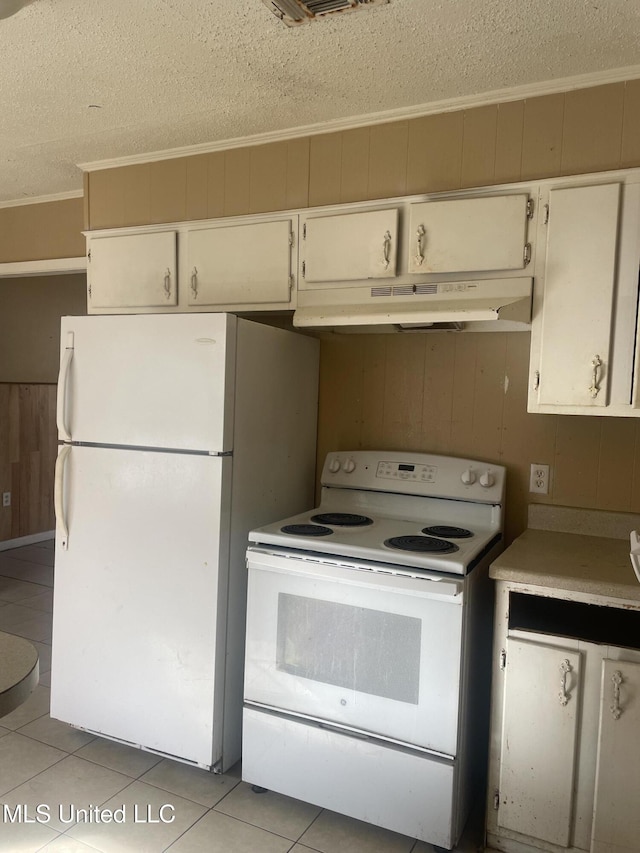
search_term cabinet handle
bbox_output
[415,224,426,266]
[559,659,572,706]
[163,269,172,299]
[533,370,540,392]
[610,669,623,720]
[588,355,603,398]
[382,231,392,270]
[191,268,198,300]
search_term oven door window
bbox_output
[244,555,464,757]
[277,594,421,704]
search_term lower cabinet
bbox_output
[486,584,640,853]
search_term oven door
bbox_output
[244,546,465,757]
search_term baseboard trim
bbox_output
[0,531,55,551]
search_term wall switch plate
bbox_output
[529,464,550,495]
[2,492,10,507]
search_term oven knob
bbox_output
[328,457,341,474]
[342,458,356,474]
[480,470,495,488]
[461,469,476,485]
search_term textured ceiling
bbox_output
[1,0,640,203]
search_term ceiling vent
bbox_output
[262,0,389,27]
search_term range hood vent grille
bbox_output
[262,0,389,27]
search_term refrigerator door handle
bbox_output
[56,332,74,441]
[54,445,72,550]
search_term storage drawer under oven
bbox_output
[243,547,465,757]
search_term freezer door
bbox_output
[58,313,236,452]
[51,445,232,768]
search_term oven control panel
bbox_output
[321,450,506,504]
[376,461,437,483]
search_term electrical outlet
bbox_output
[2,492,10,507]
[529,464,550,495]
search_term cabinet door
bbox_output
[407,194,529,274]
[88,231,177,309]
[301,208,398,284]
[186,220,293,307]
[497,638,582,847]
[535,183,620,408]
[592,658,640,853]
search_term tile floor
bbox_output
[0,540,484,853]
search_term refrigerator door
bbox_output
[58,313,236,452]
[51,444,232,768]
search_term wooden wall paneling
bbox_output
[552,415,601,507]
[494,100,525,185]
[87,168,128,230]
[621,79,640,168]
[629,421,640,513]
[122,163,151,226]
[308,133,343,208]
[594,418,637,511]
[185,154,210,221]
[520,94,564,181]
[367,121,408,201]
[0,198,85,263]
[419,334,456,454]
[359,335,387,451]
[449,334,480,456]
[561,84,625,176]
[460,105,498,188]
[83,172,90,231]
[340,128,370,203]
[381,336,426,451]
[469,332,508,460]
[285,138,310,210]
[250,142,288,214]
[406,111,464,195]
[316,334,365,466]
[149,158,187,224]
[0,385,11,540]
[224,148,252,217]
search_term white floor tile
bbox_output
[2,546,55,567]
[165,809,292,853]
[0,732,65,796]
[20,590,54,613]
[3,755,132,832]
[32,641,53,673]
[40,837,98,852]
[0,577,49,603]
[5,613,53,643]
[1,685,50,731]
[66,779,207,853]
[0,603,44,629]
[299,809,415,853]
[215,780,321,841]
[139,758,241,808]
[0,817,60,852]
[17,714,96,753]
[0,557,54,587]
[75,738,163,779]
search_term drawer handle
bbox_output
[559,659,572,706]
[415,224,426,266]
[611,669,623,720]
[588,354,603,398]
[163,269,172,299]
[382,231,392,270]
[191,267,198,299]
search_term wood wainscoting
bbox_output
[0,384,57,542]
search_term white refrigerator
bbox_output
[50,313,319,771]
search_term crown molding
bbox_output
[79,64,640,173]
[0,257,86,278]
[0,189,83,210]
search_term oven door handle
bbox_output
[247,547,464,600]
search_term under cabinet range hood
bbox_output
[293,277,533,332]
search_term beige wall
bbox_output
[0,197,85,264]
[79,78,640,544]
[0,274,87,383]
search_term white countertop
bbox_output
[0,631,39,718]
[489,528,640,601]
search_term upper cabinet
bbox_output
[528,172,640,417]
[185,219,294,307]
[88,231,178,310]
[300,208,399,284]
[407,194,530,275]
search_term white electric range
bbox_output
[242,450,506,850]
